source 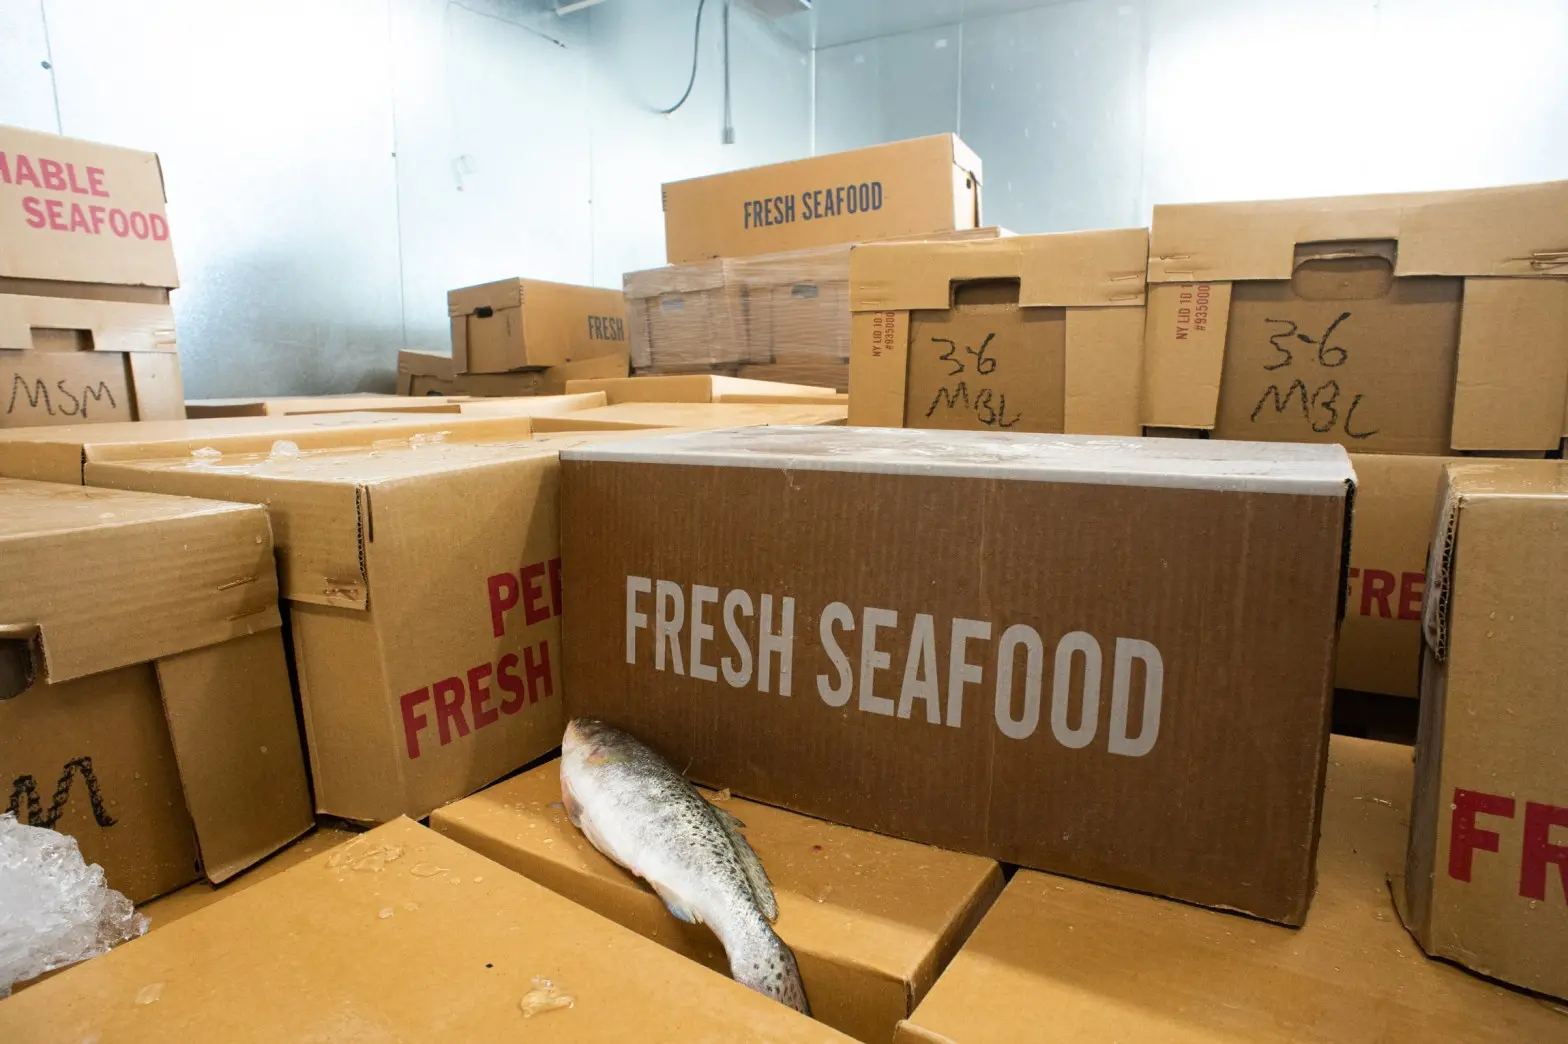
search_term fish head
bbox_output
[561,717,621,770]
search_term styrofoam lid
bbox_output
[559,426,1356,496]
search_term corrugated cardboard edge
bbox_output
[154,631,314,885]
[891,1019,960,1044]
[905,862,1006,1015]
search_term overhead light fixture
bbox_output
[555,0,610,14]
[736,0,811,17]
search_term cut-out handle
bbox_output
[1291,239,1397,301]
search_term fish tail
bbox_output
[728,920,810,1017]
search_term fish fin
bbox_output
[650,881,704,925]
[712,809,779,922]
[709,804,746,831]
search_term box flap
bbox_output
[446,277,523,317]
[155,631,314,884]
[431,760,1004,1043]
[564,375,837,404]
[624,258,735,299]
[0,412,536,484]
[0,293,177,353]
[1450,277,1568,451]
[0,818,850,1041]
[948,134,983,186]
[561,426,1356,496]
[896,735,1564,1042]
[851,230,1147,312]
[84,431,559,609]
[1149,180,1568,283]
[1423,460,1568,662]
[396,349,455,381]
[451,391,607,416]
[0,478,280,685]
[0,124,179,288]
[184,394,463,419]
[531,402,848,432]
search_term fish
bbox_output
[559,718,810,1016]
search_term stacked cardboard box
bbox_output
[848,230,1149,435]
[1,124,184,427]
[0,477,311,904]
[1141,180,1568,699]
[397,347,627,398]
[1401,461,1568,1001]
[633,135,988,391]
[625,230,1003,391]
[559,426,1355,926]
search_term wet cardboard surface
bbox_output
[559,427,1352,925]
[894,735,1568,1043]
[430,759,1004,1043]
[2,819,850,1042]
[1403,461,1568,1001]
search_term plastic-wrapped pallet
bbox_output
[624,229,1006,393]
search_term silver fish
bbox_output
[560,718,810,1016]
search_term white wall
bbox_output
[0,0,811,395]
[814,0,1568,234]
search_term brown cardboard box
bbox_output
[136,827,359,933]
[564,374,839,405]
[398,349,627,397]
[891,736,1564,1043]
[1143,181,1568,453]
[80,420,572,823]
[0,478,311,903]
[430,759,1004,1043]
[559,427,1355,925]
[2,124,184,428]
[447,277,628,374]
[530,401,847,432]
[1,818,848,1042]
[625,230,1004,389]
[186,393,465,418]
[1401,461,1568,1001]
[849,230,1148,435]
[663,135,983,264]
[0,411,557,485]
[1336,453,1457,698]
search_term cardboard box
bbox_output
[431,759,1004,1043]
[135,827,359,933]
[0,411,556,485]
[186,393,465,418]
[1401,461,1568,1001]
[447,277,628,374]
[1,818,848,1042]
[0,478,311,903]
[2,124,185,428]
[663,135,983,264]
[564,374,839,405]
[79,420,574,823]
[1335,453,1458,698]
[849,230,1149,435]
[559,427,1354,925]
[530,401,848,432]
[891,736,1563,1043]
[1143,181,1568,453]
[397,349,627,397]
[626,230,1004,390]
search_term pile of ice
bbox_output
[0,812,146,996]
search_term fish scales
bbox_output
[560,718,810,1015]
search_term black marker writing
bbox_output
[8,756,117,829]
